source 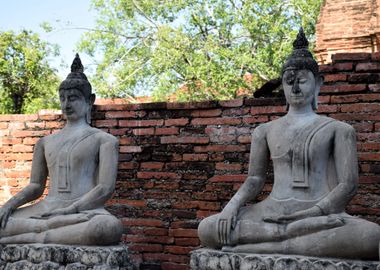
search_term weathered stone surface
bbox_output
[65,263,86,270]
[190,249,380,270]
[0,244,136,270]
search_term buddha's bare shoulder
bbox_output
[34,131,58,147]
[91,127,119,146]
[254,121,271,132]
[326,116,354,130]
[312,115,356,136]
[38,127,118,147]
[324,117,356,140]
[252,115,355,138]
[252,117,287,136]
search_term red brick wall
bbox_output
[0,53,379,269]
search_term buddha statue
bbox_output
[198,29,380,260]
[0,54,123,245]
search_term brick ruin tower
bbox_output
[315,0,380,64]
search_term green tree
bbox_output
[0,30,60,114]
[78,0,323,101]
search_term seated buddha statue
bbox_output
[198,29,380,260]
[0,54,123,245]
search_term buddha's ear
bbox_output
[86,94,96,125]
[89,94,96,106]
[316,74,323,87]
[314,74,323,94]
[312,74,323,110]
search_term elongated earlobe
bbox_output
[312,95,318,110]
[86,93,96,125]
[86,106,92,124]
[313,75,322,111]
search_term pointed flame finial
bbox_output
[282,27,318,76]
[292,27,309,50]
[70,53,84,73]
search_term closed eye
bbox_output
[68,95,79,101]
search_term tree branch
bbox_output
[119,58,153,84]
[191,14,208,40]
[53,27,146,40]
[131,0,159,28]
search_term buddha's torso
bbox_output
[43,126,101,201]
[265,115,338,202]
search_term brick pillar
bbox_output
[315,0,380,64]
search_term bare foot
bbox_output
[286,215,345,238]
[221,246,234,252]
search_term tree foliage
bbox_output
[0,30,60,114]
[78,0,323,101]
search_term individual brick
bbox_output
[119,119,164,127]
[323,74,347,82]
[332,53,370,62]
[356,62,380,72]
[191,117,241,126]
[164,118,189,126]
[190,109,222,117]
[320,84,367,93]
[160,136,209,144]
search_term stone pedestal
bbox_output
[190,248,380,270]
[0,244,136,270]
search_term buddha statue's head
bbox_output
[59,54,95,123]
[282,28,322,110]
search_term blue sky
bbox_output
[0,0,96,78]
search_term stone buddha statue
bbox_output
[0,54,123,245]
[198,29,380,260]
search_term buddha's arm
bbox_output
[217,125,269,245]
[315,124,358,214]
[222,125,269,216]
[0,138,48,227]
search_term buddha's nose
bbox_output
[63,101,71,110]
[292,82,301,94]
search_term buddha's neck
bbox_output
[287,105,315,117]
[64,119,89,130]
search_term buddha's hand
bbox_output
[217,206,238,246]
[263,205,322,224]
[41,205,78,218]
[0,205,13,229]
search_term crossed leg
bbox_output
[0,214,122,245]
[225,217,380,260]
[199,212,347,248]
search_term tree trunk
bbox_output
[12,93,23,114]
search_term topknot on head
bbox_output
[292,27,309,50]
[59,53,92,99]
[71,53,84,73]
[281,27,319,76]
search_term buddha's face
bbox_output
[59,88,90,122]
[282,69,319,109]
